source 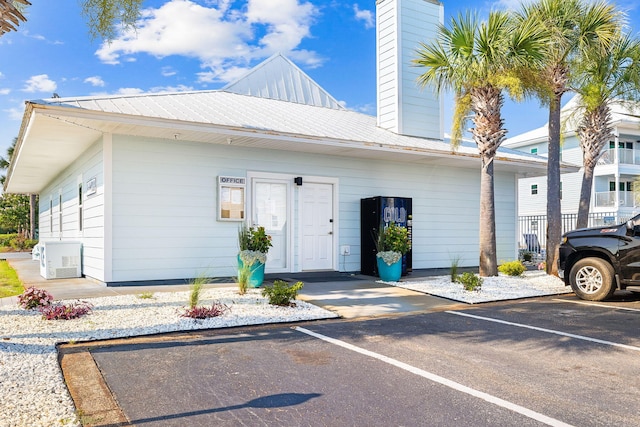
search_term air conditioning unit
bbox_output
[39,241,82,279]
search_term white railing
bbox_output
[597,148,640,165]
[594,191,638,207]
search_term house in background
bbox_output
[504,96,640,251]
[5,0,552,285]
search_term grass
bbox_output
[0,260,24,298]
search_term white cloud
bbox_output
[84,76,105,87]
[5,100,26,120]
[116,88,145,95]
[161,67,177,77]
[353,4,374,29]
[491,0,528,11]
[0,88,10,95]
[22,74,57,93]
[96,0,322,83]
[149,84,194,93]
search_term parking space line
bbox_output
[446,311,640,352]
[294,326,573,427]
[552,299,640,312]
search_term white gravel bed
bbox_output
[0,288,338,427]
[382,270,571,303]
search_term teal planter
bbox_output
[377,256,402,282]
[238,255,265,288]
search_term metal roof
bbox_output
[223,53,344,110]
[6,56,558,194]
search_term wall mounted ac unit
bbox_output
[39,241,82,279]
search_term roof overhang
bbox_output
[5,102,562,194]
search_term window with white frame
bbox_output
[78,181,83,232]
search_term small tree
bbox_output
[1,137,38,238]
[572,34,640,229]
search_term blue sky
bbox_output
[0,0,639,161]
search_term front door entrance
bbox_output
[252,179,289,273]
[301,182,334,270]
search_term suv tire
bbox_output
[569,257,615,301]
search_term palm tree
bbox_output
[572,34,640,229]
[0,0,30,36]
[0,0,142,41]
[515,0,622,276]
[414,11,545,276]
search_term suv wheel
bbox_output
[569,258,615,301]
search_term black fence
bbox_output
[518,212,632,255]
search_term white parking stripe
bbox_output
[446,311,640,352]
[552,298,640,312]
[294,326,574,427]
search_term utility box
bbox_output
[39,241,82,279]
[360,196,412,276]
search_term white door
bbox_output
[252,179,289,272]
[302,182,334,270]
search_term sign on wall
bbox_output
[218,176,246,221]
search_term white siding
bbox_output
[377,0,442,139]
[109,136,517,283]
[39,139,105,281]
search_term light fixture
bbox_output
[294,177,303,186]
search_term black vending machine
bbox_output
[360,196,412,276]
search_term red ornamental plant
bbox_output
[180,302,230,319]
[40,302,93,320]
[18,287,53,310]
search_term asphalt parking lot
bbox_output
[61,293,640,427]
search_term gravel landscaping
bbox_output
[0,288,338,427]
[383,270,571,303]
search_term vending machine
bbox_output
[360,196,412,276]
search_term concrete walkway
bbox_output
[1,255,464,318]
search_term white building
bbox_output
[5,0,552,285]
[504,96,640,226]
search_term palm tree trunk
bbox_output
[546,94,562,276]
[479,157,498,276]
[576,166,594,229]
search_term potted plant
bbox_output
[238,223,273,288]
[375,222,411,282]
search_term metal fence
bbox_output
[518,212,632,254]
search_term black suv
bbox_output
[559,214,640,301]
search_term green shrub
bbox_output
[262,280,304,306]
[458,272,482,292]
[0,234,15,247]
[521,251,533,262]
[136,292,154,299]
[498,260,526,276]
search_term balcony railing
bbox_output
[594,191,638,207]
[597,148,640,165]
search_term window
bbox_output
[59,193,63,234]
[530,148,538,155]
[49,198,53,233]
[78,182,83,232]
[531,184,538,195]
